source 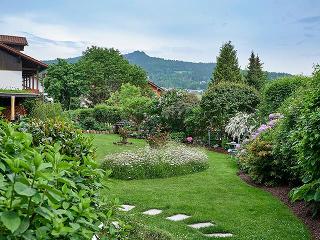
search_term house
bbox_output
[0,35,48,120]
[148,80,164,97]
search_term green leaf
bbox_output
[0,162,6,171]
[70,222,80,231]
[14,182,37,197]
[37,162,52,171]
[35,207,54,220]
[62,202,70,210]
[14,217,30,234]
[1,211,21,233]
[314,190,320,201]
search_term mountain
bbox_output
[124,51,214,90]
[44,51,291,90]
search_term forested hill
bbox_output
[44,51,291,90]
[124,51,214,90]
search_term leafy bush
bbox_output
[159,89,199,132]
[102,143,208,180]
[69,105,121,131]
[0,121,111,239]
[106,83,155,124]
[93,104,122,124]
[237,113,297,185]
[259,76,309,117]
[82,116,96,130]
[287,71,320,214]
[29,101,65,121]
[146,132,168,149]
[238,131,286,185]
[184,106,207,138]
[169,132,186,142]
[201,82,260,134]
[19,118,94,161]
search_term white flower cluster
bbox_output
[104,143,208,169]
[225,112,256,142]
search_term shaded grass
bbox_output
[90,134,146,163]
[92,134,311,240]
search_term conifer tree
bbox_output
[245,51,266,90]
[211,41,242,84]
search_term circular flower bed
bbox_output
[102,143,209,179]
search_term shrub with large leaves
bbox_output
[19,118,94,161]
[0,121,110,239]
[288,70,320,214]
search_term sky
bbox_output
[1,0,320,74]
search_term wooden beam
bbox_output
[10,96,15,121]
[32,75,34,89]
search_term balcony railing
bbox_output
[22,75,40,93]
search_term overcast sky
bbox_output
[1,0,320,74]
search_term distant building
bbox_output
[148,80,164,97]
[0,35,48,120]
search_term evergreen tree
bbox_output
[211,41,242,84]
[245,51,266,90]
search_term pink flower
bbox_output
[186,136,193,143]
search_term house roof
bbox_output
[0,43,48,70]
[148,80,164,91]
[0,35,28,46]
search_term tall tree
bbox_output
[77,46,148,105]
[211,41,242,84]
[246,51,266,90]
[43,59,86,110]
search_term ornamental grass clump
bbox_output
[102,143,208,180]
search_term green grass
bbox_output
[92,134,311,240]
[91,134,146,163]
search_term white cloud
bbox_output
[0,13,316,75]
[0,14,193,60]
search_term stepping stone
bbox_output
[188,222,215,229]
[143,209,163,216]
[119,204,135,212]
[204,233,233,238]
[166,214,191,221]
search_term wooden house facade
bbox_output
[0,35,48,120]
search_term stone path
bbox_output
[118,204,233,238]
[166,214,191,221]
[143,209,163,215]
[204,233,233,238]
[188,222,215,229]
[119,204,135,211]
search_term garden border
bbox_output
[238,171,320,240]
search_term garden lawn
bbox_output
[92,134,311,240]
[91,134,146,163]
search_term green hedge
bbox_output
[259,76,309,117]
[68,104,122,130]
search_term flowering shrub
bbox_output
[251,113,283,139]
[102,143,208,179]
[238,129,295,185]
[225,112,256,142]
[237,113,291,185]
